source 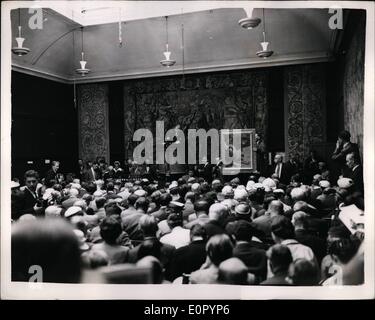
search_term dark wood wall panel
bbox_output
[11,71,78,180]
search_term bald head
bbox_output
[218,257,248,285]
[268,200,284,216]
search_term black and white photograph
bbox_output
[1,1,374,300]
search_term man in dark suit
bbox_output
[204,203,228,239]
[44,161,60,186]
[202,160,213,183]
[169,224,207,281]
[18,170,43,217]
[283,154,301,184]
[141,160,157,181]
[331,130,360,178]
[122,159,132,179]
[83,161,100,182]
[103,166,115,181]
[76,159,85,181]
[260,244,292,286]
[269,154,288,185]
[122,197,149,241]
[345,152,364,194]
[151,193,172,221]
[303,150,322,184]
[231,220,268,282]
[196,157,213,182]
[292,211,327,264]
[112,161,124,179]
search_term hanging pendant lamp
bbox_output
[256,9,274,58]
[12,8,30,56]
[76,27,90,76]
[160,16,176,67]
[238,7,261,29]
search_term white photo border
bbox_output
[1,0,374,300]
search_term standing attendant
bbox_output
[83,161,99,183]
[45,161,60,186]
[270,154,288,185]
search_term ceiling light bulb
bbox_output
[163,50,172,61]
[15,37,25,49]
[261,41,269,51]
[79,60,87,70]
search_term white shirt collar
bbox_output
[281,239,299,246]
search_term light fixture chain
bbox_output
[262,8,267,42]
[81,27,84,54]
[166,16,169,46]
[119,7,123,47]
[182,23,185,77]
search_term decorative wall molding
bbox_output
[12,51,333,85]
[77,83,110,163]
[12,63,71,84]
[284,64,326,160]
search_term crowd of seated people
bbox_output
[10,131,365,286]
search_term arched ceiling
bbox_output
[11,4,337,83]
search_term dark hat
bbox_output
[232,220,256,239]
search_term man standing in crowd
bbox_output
[45,161,60,185]
[83,161,101,182]
[17,170,43,217]
[331,130,360,179]
[270,154,288,185]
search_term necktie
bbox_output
[26,187,37,199]
[276,163,281,178]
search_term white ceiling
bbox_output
[11,3,337,83]
[52,1,257,26]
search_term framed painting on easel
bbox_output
[220,129,257,175]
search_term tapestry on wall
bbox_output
[343,14,365,157]
[284,64,326,160]
[77,83,110,163]
[123,70,268,161]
